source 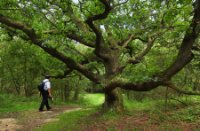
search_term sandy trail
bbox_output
[0,106,81,131]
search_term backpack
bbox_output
[38,82,45,92]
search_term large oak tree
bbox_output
[0,0,200,111]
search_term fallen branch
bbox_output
[169,97,188,106]
[166,82,200,96]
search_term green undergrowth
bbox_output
[150,96,200,123]
[125,96,200,123]
[0,94,39,115]
[124,98,157,111]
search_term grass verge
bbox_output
[36,108,96,131]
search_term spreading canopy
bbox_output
[0,0,200,93]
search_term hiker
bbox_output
[39,75,52,112]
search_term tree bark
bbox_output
[103,87,124,112]
[102,49,123,112]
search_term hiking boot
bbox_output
[47,107,52,111]
[39,109,44,112]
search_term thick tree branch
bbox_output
[105,79,164,92]
[43,30,94,48]
[85,0,112,60]
[118,34,147,47]
[129,36,156,64]
[160,0,200,80]
[0,14,37,42]
[117,31,163,73]
[65,33,95,48]
[0,14,101,83]
[116,37,157,74]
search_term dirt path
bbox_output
[0,105,81,131]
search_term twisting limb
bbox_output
[160,0,200,80]
[118,34,147,47]
[116,39,155,73]
[65,33,95,48]
[118,24,157,47]
[105,79,164,93]
[42,30,95,48]
[129,28,172,63]
[0,14,102,83]
[117,30,166,73]
[128,36,156,64]
[85,0,112,60]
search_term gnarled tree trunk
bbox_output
[103,87,124,112]
[102,49,123,112]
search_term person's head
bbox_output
[44,74,50,79]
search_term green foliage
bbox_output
[0,0,199,114]
[0,37,66,95]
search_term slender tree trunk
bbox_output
[165,86,169,112]
[73,87,80,101]
[63,85,70,101]
[24,56,28,96]
[6,64,21,94]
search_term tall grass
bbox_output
[0,94,39,114]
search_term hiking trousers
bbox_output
[39,91,51,111]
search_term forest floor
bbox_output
[0,105,200,131]
[79,110,200,131]
[1,93,200,131]
[0,105,81,131]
